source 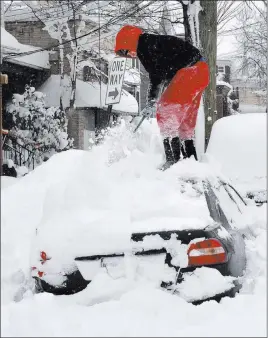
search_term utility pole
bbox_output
[199,0,217,148]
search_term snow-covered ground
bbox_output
[1,118,266,337]
[239,103,266,114]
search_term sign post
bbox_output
[105,57,126,109]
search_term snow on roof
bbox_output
[124,68,141,86]
[216,80,233,90]
[217,59,232,66]
[1,28,50,70]
[1,27,20,51]
[38,75,138,114]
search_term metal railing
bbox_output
[2,136,37,171]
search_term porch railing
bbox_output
[2,133,37,171]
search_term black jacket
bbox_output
[137,33,202,102]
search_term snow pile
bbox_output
[205,113,267,198]
[176,267,236,302]
[2,226,267,338]
[1,118,266,336]
[1,177,18,190]
[2,118,210,301]
[239,104,266,114]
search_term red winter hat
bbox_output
[115,25,143,55]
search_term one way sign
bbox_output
[105,57,126,105]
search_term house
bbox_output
[217,57,265,107]
[231,74,265,107]
[216,59,231,84]
[1,27,52,173]
[1,28,50,129]
[216,60,240,117]
[4,3,139,150]
[38,75,138,150]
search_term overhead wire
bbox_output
[77,5,181,52]
[4,1,182,24]
[4,2,182,46]
[3,0,155,60]
[4,1,110,23]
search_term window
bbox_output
[218,66,224,73]
[223,183,247,213]
[126,59,132,68]
[212,182,245,229]
[125,58,139,69]
[83,66,91,82]
[132,58,138,69]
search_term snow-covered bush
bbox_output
[7,86,73,163]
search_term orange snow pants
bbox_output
[156,61,209,140]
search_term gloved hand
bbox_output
[141,101,157,118]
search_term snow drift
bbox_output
[1,118,266,337]
[205,113,267,200]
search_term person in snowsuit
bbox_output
[114,25,210,170]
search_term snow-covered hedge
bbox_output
[6,86,73,164]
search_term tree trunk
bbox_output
[180,1,192,43]
[199,0,217,148]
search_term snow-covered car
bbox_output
[205,113,267,205]
[31,175,247,304]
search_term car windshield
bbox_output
[206,179,247,230]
